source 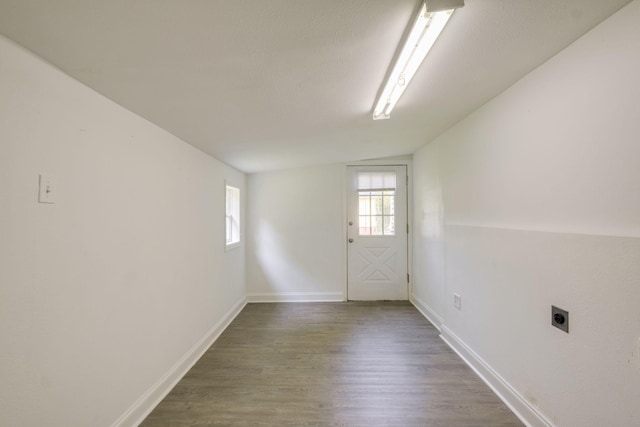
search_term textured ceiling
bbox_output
[0,0,632,173]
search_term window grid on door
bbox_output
[358,190,395,235]
[356,171,397,236]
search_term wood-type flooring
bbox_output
[141,301,523,426]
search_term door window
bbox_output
[357,172,396,236]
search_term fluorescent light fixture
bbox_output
[372,0,463,120]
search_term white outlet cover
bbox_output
[453,293,462,310]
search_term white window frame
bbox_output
[225,183,241,250]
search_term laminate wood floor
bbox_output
[140,302,523,426]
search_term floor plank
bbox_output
[140,302,523,426]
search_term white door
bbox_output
[347,165,408,300]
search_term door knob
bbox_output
[348,238,354,243]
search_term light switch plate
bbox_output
[38,174,55,204]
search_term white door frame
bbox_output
[342,159,413,301]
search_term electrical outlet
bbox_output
[453,293,462,310]
[551,306,569,333]
[38,174,55,204]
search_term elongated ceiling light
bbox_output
[373,0,464,120]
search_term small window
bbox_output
[225,185,240,248]
[357,172,396,236]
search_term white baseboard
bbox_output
[409,294,443,331]
[247,292,345,303]
[111,296,247,427]
[440,326,555,427]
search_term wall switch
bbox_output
[453,293,462,310]
[38,174,55,204]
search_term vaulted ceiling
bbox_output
[0,0,631,173]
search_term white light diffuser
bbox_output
[373,1,459,120]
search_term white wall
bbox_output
[0,35,246,427]
[246,164,345,301]
[412,146,446,327]
[412,1,640,426]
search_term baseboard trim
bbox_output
[111,296,247,427]
[246,292,345,303]
[440,326,555,427]
[409,294,443,331]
